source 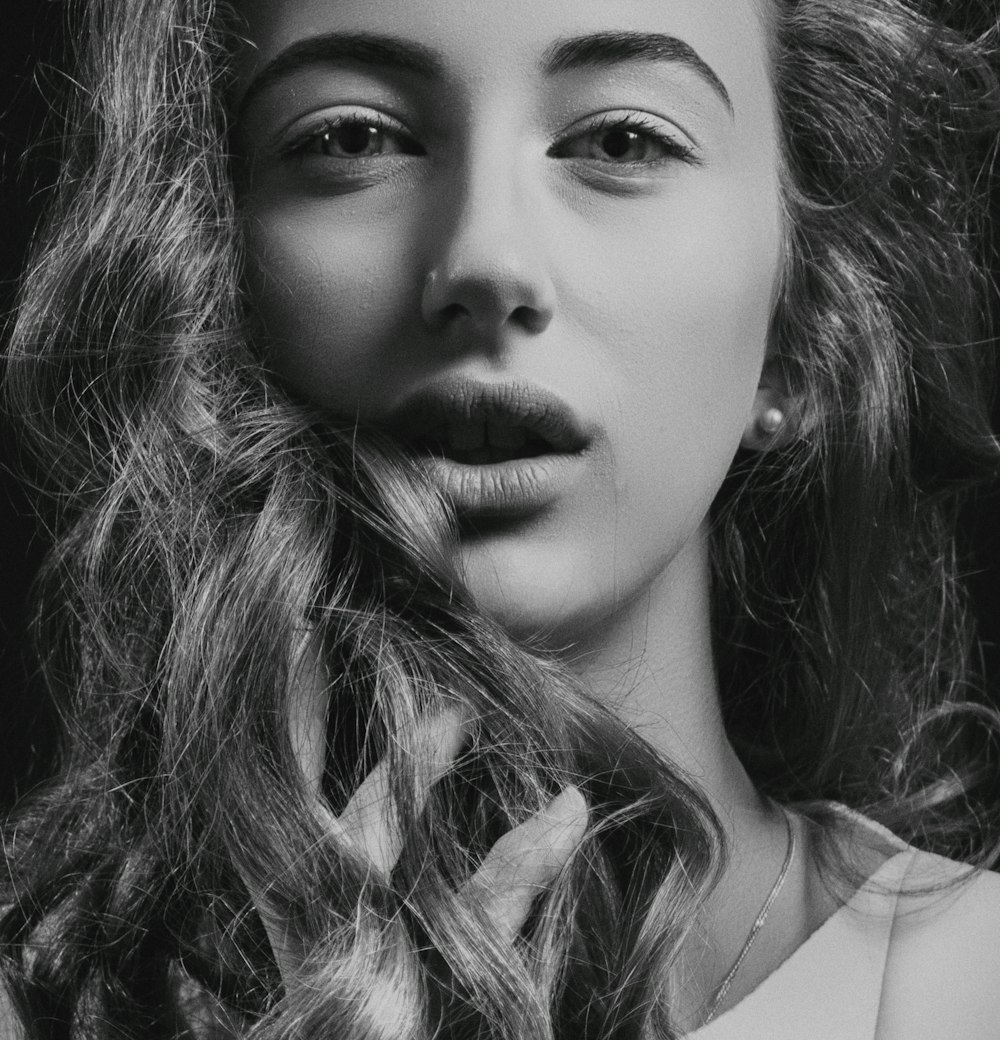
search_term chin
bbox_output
[454,513,707,658]
[456,525,621,649]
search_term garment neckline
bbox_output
[684,806,913,1036]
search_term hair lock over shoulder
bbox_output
[1,0,999,1038]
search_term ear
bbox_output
[741,364,797,452]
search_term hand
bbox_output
[245,709,589,986]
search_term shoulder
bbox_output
[799,806,1000,1039]
[877,849,1000,1039]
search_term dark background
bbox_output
[1,0,67,808]
[2,1,999,809]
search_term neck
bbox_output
[559,526,800,1023]
[561,523,764,829]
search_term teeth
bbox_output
[487,423,527,450]
[448,421,485,451]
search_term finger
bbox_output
[246,711,468,982]
[287,632,330,798]
[463,786,588,944]
[339,709,470,875]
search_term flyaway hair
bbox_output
[1,0,999,1037]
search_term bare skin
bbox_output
[230,0,895,1026]
[269,642,891,1030]
[250,709,589,987]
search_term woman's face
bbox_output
[233,0,783,644]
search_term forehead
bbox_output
[233,0,773,117]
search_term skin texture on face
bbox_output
[232,0,784,650]
[232,11,815,1018]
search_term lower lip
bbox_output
[420,452,586,516]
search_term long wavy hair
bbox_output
[1,0,998,1037]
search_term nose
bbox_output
[421,151,556,339]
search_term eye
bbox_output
[550,113,697,166]
[287,110,425,160]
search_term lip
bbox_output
[387,379,592,516]
[423,452,586,516]
[389,379,590,453]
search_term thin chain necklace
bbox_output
[702,805,796,1025]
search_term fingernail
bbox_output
[546,786,588,823]
[427,708,473,752]
[415,708,474,779]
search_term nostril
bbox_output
[436,302,471,327]
[511,303,552,334]
[420,260,556,336]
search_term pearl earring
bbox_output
[758,406,786,437]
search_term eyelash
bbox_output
[285,111,423,159]
[283,109,698,167]
[550,112,699,167]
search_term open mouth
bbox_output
[386,380,591,516]
[411,421,558,465]
[389,380,589,466]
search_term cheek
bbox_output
[241,201,420,413]
[635,204,775,447]
[565,174,781,527]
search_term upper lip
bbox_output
[387,379,590,455]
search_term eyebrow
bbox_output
[237,33,444,120]
[542,32,732,114]
[238,29,732,121]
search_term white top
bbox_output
[686,823,1000,1040]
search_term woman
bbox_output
[2,0,1000,1036]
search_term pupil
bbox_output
[602,129,638,160]
[332,124,378,156]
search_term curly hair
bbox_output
[1,0,998,1038]
[714,0,1000,843]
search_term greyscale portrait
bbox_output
[1,1,999,1037]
